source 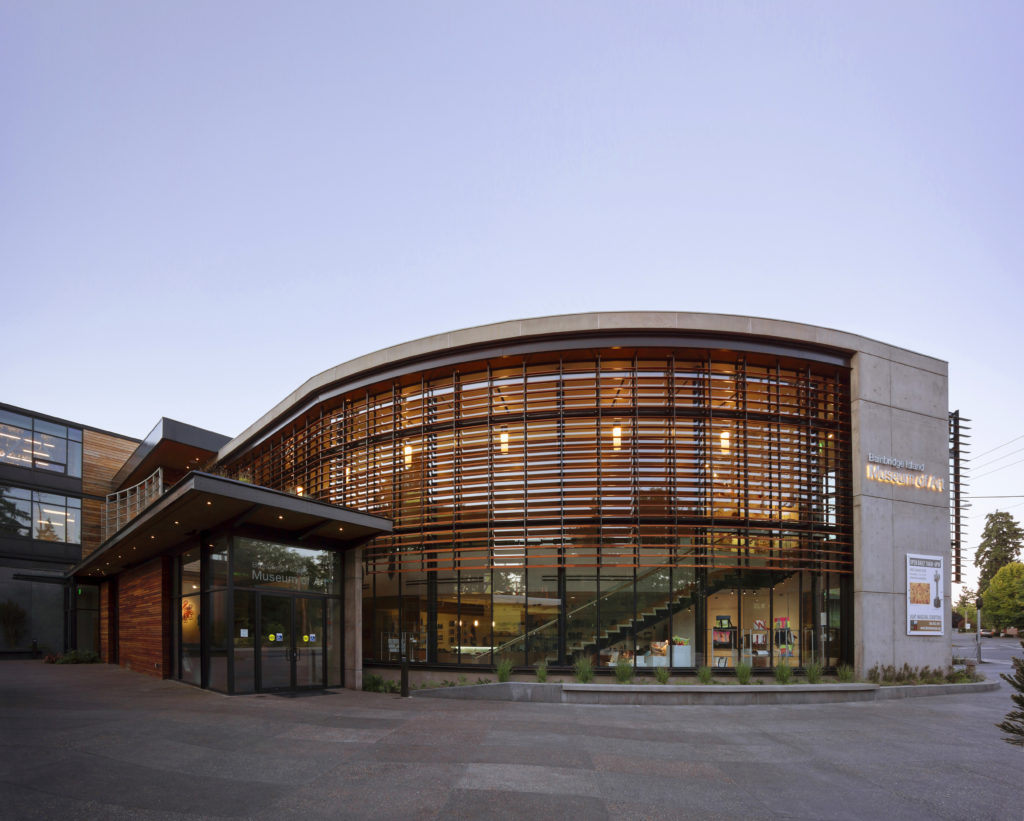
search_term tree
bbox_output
[956,586,976,609]
[982,563,1024,632]
[975,511,1023,592]
[996,639,1024,747]
[0,490,30,536]
[953,587,978,628]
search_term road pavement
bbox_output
[0,659,1021,820]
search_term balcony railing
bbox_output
[104,467,163,541]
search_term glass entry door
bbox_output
[258,594,325,691]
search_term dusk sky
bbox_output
[3,2,1022,590]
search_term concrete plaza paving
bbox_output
[0,660,1020,820]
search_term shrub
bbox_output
[54,650,99,665]
[774,661,793,684]
[735,662,752,685]
[535,659,548,683]
[496,656,513,682]
[654,666,671,685]
[614,656,633,684]
[362,673,384,692]
[574,655,594,683]
[805,661,822,684]
[996,639,1024,746]
[837,664,854,683]
[697,665,713,684]
[383,679,400,694]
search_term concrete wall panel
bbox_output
[853,497,894,594]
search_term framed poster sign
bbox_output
[906,554,944,636]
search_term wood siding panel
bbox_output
[99,579,116,664]
[117,558,170,679]
[81,498,104,558]
[81,429,138,557]
[82,430,138,497]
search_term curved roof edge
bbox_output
[219,311,948,463]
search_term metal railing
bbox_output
[104,467,163,540]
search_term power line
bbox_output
[972,446,1024,471]
[972,456,1024,480]
[973,433,1024,460]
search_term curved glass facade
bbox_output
[226,345,853,671]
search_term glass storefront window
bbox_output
[741,579,772,669]
[0,485,31,537]
[493,568,526,667]
[179,548,202,685]
[772,574,800,666]
[0,486,80,544]
[707,571,740,669]
[233,591,255,694]
[435,572,460,664]
[209,539,229,589]
[401,569,427,662]
[180,593,202,685]
[459,571,492,666]
[565,567,597,666]
[233,538,337,594]
[525,559,559,666]
[254,348,852,671]
[208,591,228,692]
[0,410,82,477]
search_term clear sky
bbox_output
[3,2,1022,591]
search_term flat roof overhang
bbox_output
[71,471,393,580]
[113,418,232,489]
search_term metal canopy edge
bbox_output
[70,471,392,580]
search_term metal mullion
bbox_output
[594,351,602,656]
[486,362,495,665]
[706,352,715,566]
[557,356,566,666]
[630,352,639,658]
[452,370,462,667]
[741,357,751,566]
[521,359,529,667]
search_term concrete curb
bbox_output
[411,679,1001,705]
[872,680,1000,700]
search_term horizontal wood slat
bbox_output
[117,557,171,679]
[82,429,138,498]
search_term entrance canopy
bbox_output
[71,471,392,580]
